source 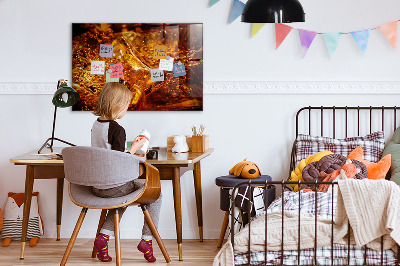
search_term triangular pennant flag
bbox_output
[378,21,397,50]
[323,33,341,58]
[298,29,317,58]
[209,0,220,7]
[251,23,266,38]
[275,23,293,49]
[351,29,370,55]
[229,0,245,24]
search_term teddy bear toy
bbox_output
[1,192,44,247]
[229,159,261,179]
[172,135,189,153]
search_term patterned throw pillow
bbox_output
[294,131,385,167]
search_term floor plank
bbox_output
[0,239,221,265]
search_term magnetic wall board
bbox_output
[72,23,203,111]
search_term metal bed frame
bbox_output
[230,106,400,266]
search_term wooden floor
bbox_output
[0,239,221,265]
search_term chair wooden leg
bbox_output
[114,210,121,266]
[217,211,230,248]
[92,209,108,258]
[60,208,88,266]
[141,205,171,263]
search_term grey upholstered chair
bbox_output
[60,146,171,265]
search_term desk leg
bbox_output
[172,167,183,261]
[56,178,64,241]
[193,161,203,242]
[20,165,34,259]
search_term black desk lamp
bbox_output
[241,0,305,23]
[38,79,80,154]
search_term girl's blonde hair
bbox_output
[93,82,133,120]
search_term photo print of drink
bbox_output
[72,23,203,111]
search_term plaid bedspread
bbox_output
[234,191,397,265]
[266,190,336,219]
[234,244,397,265]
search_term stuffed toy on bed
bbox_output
[301,154,368,191]
[317,159,360,193]
[1,192,44,247]
[229,159,261,179]
[289,150,333,191]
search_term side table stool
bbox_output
[215,175,275,248]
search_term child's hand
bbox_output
[134,148,149,157]
[128,137,147,155]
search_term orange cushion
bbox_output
[347,146,391,180]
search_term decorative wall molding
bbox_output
[204,81,400,94]
[1,81,400,95]
[0,83,55,94]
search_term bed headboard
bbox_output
[295,106,400,138]
[290,106,400,179]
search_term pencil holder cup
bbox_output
[191,135,209,153]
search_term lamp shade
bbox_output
[52,84,80,108]
[241,0,305,23]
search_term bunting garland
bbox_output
[275,23,292,49]
[229,0,245,24]
[323,33,341,58]
[208,1,399,59]
[351,29,370,55]
[298,30,317,58]
[251,23,266,38]
[209,0,220,7]
[378,21,397,50]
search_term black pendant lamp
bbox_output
[242,0,305,23]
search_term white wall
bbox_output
[1,0,400,240]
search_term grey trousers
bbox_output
[92,180,162,240]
